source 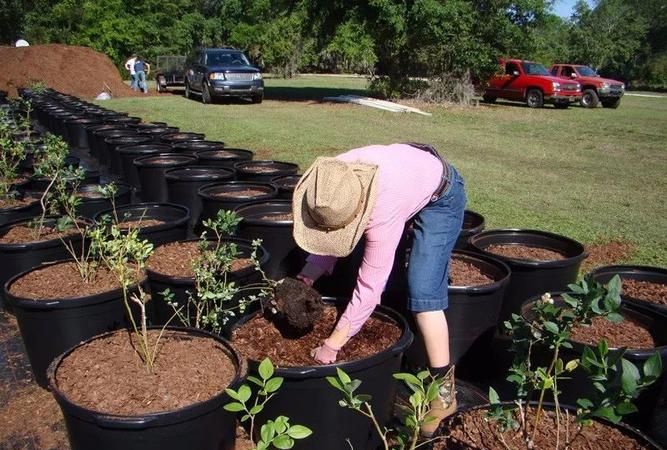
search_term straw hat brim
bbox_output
[292,161,378,257]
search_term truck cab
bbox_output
[483,59,581,108]
[550,64,624,108]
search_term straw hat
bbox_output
[292,157,379,257]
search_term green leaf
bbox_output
[606,312,624,323]
[643,352,663,379]
[265,377,284,393]
[616,401,638,416]
[248,375,264,386]
[223,402,244,412]
[259,358,275,381]
[225,389,241,401]
[565,359,579,372]
[336,368,352,385]
[576,398,594,409]
[274,416,288,434]
[249,404,264,415]
[326,376,343,391]
[621,359,640,394]
[357,394,372,403]
[273,434,294,449]
[238,385,252,403]
[260,422,275,443]
[543,321,559,334]
[488,387,500,404]
[592,406,621,424]
[287,425,313,439]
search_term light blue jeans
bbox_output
[136,71,147,93]
[130,73,138,90]
[406,165,466,312]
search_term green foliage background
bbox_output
[2,0,665,91]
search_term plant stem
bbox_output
[531,345,560,445]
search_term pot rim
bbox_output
[133,153,198,168]
[234,199,293,226]
[47,326,243,428]
[0,216,90,251]
[198,181,278,202]
[233,160,299,172]
[195,148,254,160]
[164,165,235,182]
[116,143,174,155]
[93,203,191,231]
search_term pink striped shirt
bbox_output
[300,144,443,337]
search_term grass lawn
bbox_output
[101,75,667,267]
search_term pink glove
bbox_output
[311,341,339,364]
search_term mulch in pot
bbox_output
[232,306,401,366]
[0,224,79,245]
[146,240,253,278]
[212,188,269,199]
[449,258,495,286]
[570,315,656,349]
[437,406,654,450]
[54,330,236,415]
[8,262,124,300]
[485,243,567,261]
[117,218,165,229]
[258,212,293,221]
[0,196,37,209]
[623,279,667,306]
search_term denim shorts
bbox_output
[406,165,466,312]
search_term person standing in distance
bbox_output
[124,53,138,90]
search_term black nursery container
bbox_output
[105,134,153,176]
[94,203,190,247]
[134,153,197,202]
[172,140,225,156]
[588,265,667,315]
[235,200,304,279]
[117,143,173,188]
[271,175,301,199]
[469,229,587,322]
[194,148,254,169]
[0,217,87,310]
[160,132,205,146]
[0,196,40,226]
[64,117,101,149]
[93,128,138,166]
[47,327,242,450]
[456,209,485,250]
[230,300,413,450]
[165,166,235,231]
[233,160,299,182]
[74,183,133,220]
[85,124,125,159]
[197,181,278,224]
[404,250,511,369]
[141,126,180,142]
[147,237,269,326]
[4,261,137,387]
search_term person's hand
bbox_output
[311,341,339,364]
[296,273,314,287]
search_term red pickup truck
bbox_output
[550,64,625,109]
[483,59,581,108]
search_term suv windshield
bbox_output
[521,62,549,75]
[205,51,250,66]
[577,66,598,77]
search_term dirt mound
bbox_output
[0,44,144,99]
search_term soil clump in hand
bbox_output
[268,277,323,336]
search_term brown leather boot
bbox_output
[420,366,457,438]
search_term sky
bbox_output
[552,0,595,19]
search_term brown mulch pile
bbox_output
[54,330,237,415]
[0,44,144,99]
[623,279,667,306]
[146,240,254,278]
[449,258,495,286]
[580,239,635,274]
[232,307,402,366]
[570,315,656,349]
[438,406,653,450]
[0,224,78,244]
[486,243,566,261]
[8,262,124,300]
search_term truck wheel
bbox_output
[601,98,621,109]
[482,95,496,104]
[581,89,599,108]
[526,89,544,108]
[201,82,212,104]
[184,80,192,99]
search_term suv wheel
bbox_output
[526,89,544,108]
[601,98,621,109]
[581,89,599,108]
[201,82,212,104]
[184,80,192,99]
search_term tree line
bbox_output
[1,0,665,96]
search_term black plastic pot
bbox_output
[165,166,235,230]
[234,200,304,279]
[27,166,100,193]
[194,148,254,169]
[134,153,198,202]
[94,203,190,247]
[271,175,301,199]
[4,261,138,387]
[85,124,126,159]
[147,237,269,326]
[229,300,413,450]
[93,128,138,166]
[521,296,667,431]
[198,181,278,224]
[588,265,667,315]
[104,115,142,127]
[456,209,485,250]
[469,229,587,322]
[172,140,225,156]
[105,134,153,176]
[0,195,41,226]
[405,250,511,370]
[128,121,168,131]
[160,132,205,146]
[75,183,133,219]
[64,117,101,149]
[233,160,299,182]
[0,217,88,310]
[47,327,242,450]
[117,143,174,189]
[141,126,180,142]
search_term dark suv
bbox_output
[184,47,264,104]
